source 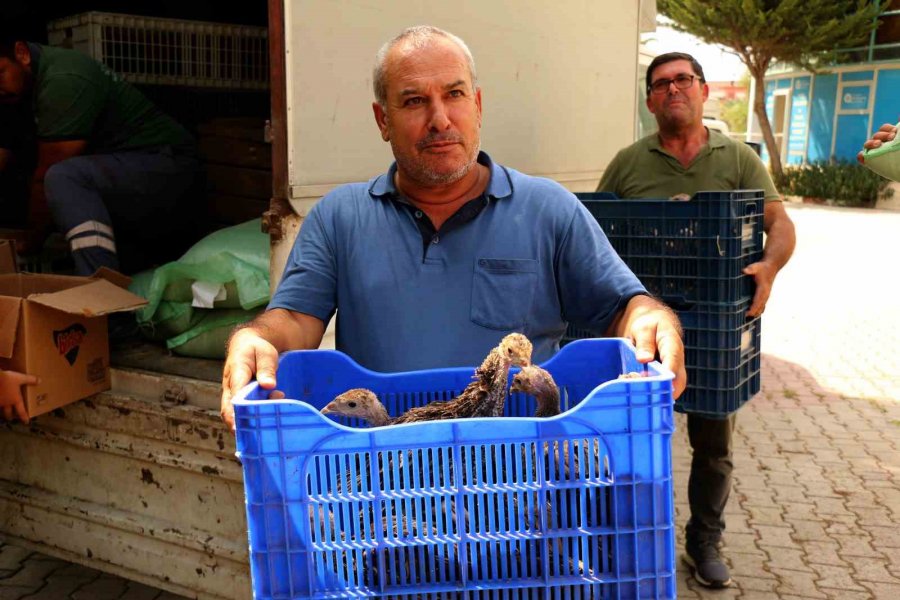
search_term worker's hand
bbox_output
[0,370,38,423]
[627,308,687,400]
[857,122,898,164]
[743,260,778,317]
[221,328,279,432]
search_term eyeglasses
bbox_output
[648,74,700,95]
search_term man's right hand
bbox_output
[857,122,898,164]
[221,327,280,432]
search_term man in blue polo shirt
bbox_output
[219,25,687,429]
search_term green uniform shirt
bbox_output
[597,129,780,201]
[30,44,192,152]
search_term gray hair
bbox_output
[373,25,477,107]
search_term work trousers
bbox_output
[44,146,200,275]
[685,412,737,544]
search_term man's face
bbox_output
[372,38,482,186]
[0,43,32,105]
[646,59,708,129]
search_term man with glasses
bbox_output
[597,52,796,589]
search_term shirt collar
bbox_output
[647,126,727,153]
[368,150,513,200]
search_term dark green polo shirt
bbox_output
[30,44,192,152]
[597,129,780,201]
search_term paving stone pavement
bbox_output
[0,542,189,599]
[1,204,898,599]
[674,205,900,599]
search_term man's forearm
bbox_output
[235,308,326,353]
[762,217,796,272]
[761,202,796,272]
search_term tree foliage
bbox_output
[720,98,748,133]
[657,0,881,178]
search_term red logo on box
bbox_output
[53,323,87,366]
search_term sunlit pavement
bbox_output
[675,204,900,599]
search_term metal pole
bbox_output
[869,0,881,62]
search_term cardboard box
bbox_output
[0,271,147,418]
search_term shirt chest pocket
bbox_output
[471,258,539,330]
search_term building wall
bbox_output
[754,63,900,165]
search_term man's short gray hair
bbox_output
[373,25,477,107]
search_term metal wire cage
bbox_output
[47,11,269,90]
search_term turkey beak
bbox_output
[321,403,334,415]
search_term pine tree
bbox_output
[657,0,881,179]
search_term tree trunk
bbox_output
[752,70,784,180]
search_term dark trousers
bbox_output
[43,146,200,275]
[685,412,736,544]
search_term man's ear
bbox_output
[372,102,390,142]
[475,87,482,128]
[14,41,31,67]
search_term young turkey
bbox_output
[510,364,561,417]
[510,364,612,582]
[394,332,532,422]
[321,388,391,426]
[509,364,610,481]
[321,333,533,426]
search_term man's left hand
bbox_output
[743,260,777,317]
[612,295,687,399]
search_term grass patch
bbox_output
[783,388,798,399]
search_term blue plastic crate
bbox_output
[679,368,761,418]
[563,301,761,418]
[678,299,756,333]
[683,317,760,368]
[233,339,676,599]
[576,191,765,307]
[685,339,760,390]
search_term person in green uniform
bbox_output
[597,52,796,589]
[0,36,199,275]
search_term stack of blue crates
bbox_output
[567,191,765,418]
[233,339,676,599]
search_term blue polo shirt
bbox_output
[270,152,646,372]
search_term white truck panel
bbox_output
[278,0,642,285]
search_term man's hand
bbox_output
[743,260,777,317]
[220,328,279,432]
[857,122,898,164]
[0,370,38,423]
[219,309,327,432]
[610,295,687,399]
